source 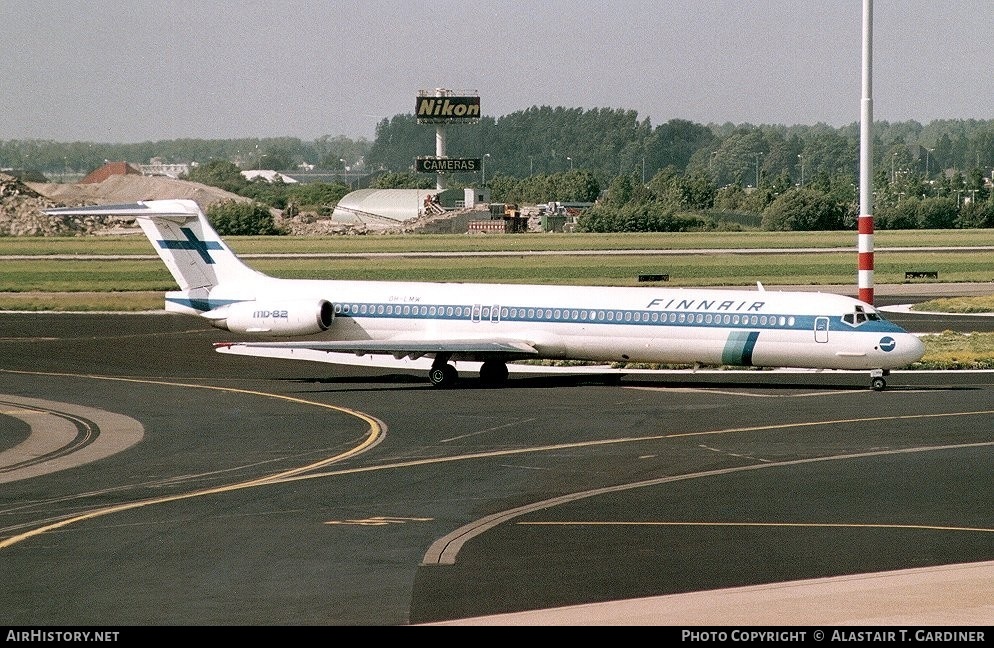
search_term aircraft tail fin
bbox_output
[45,199,266,314]
[46,199,264,292]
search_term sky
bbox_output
[3,1,992,143]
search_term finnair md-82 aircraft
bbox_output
[47,199,925,390]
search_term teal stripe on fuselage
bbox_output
[165,297,245,312]
[721,330,761,365]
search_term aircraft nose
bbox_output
[898,333,926,364]
[876,331,925,367]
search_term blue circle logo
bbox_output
[879,336,896,352]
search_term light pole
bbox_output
[891,153,897,184]
[754,152,763,188]
[925,148,934,178]
[529,156,533,176]
[567,156,573,171]
[482,153,490,185]
[339,158,351,189]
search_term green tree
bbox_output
[577,201,702,233]
[958,199,994,228]
[371,172,434,189]
[553,170,601,202]
[875,200,918,230]
[258,146,295,171]
[714,183,749,211]
[186,160,247,193]
[207,201,284,235]
[604,175,635,206]
[916,196,959,229]
[286,182,351,209]
[761,188,845,231]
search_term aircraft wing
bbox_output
[214,338,540,361]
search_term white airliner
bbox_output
[47,199,925,390]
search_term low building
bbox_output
[331,188,427,227]
[80,161,142,184]
[139,158,191,178]
[330,187,484,228]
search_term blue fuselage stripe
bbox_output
[328,302,906,334]
[167,297,907,335]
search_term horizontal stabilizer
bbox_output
[45,199,202,221]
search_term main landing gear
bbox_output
[870,369,889,391]
[428,356,509,388]
[428,359,459,388]
[478,360,509,387]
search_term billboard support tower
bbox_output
[416,88,481,193]
[434,89,447,191]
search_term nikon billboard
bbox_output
[415,95,481,124]
[416,157,480,173]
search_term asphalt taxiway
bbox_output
[0,302,992,626]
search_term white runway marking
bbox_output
[0,395,144,484]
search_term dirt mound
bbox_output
[0,173,252,236]
[0,173,75,236]
[27,174,248,209]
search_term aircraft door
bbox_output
[814,316,829,343]
[490,304,501,323]
[471,304,482,322]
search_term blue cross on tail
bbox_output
[157,227,224,264]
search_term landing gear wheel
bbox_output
[479,360,509,387]
[429,364,459,388]
[870,368,887,392]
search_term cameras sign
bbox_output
[416,157,480,173]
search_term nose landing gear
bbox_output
[870,369,889,391]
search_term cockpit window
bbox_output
[842,305,882,326]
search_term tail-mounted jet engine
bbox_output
[206,299,334,336]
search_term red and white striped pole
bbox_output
[858,0,874,305]
[858,213,874,305]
